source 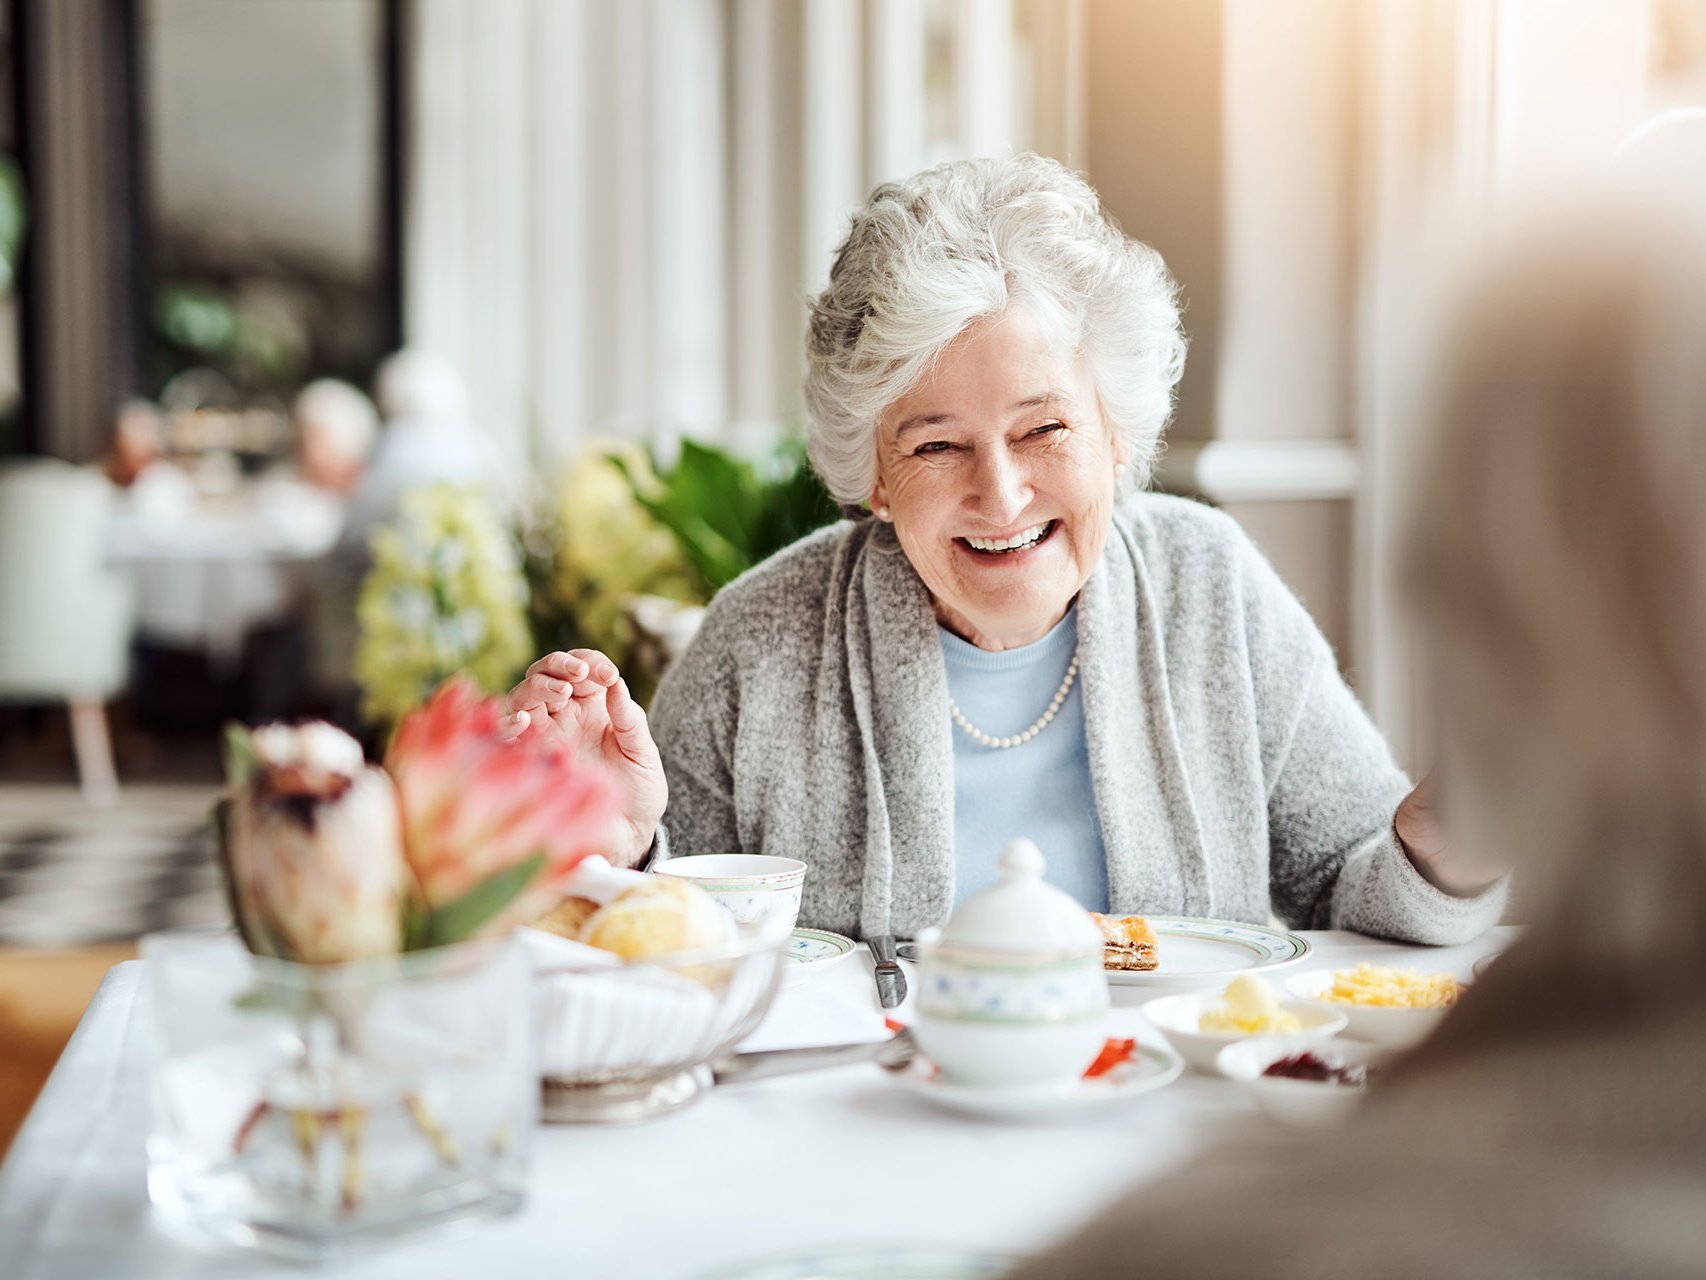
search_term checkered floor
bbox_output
[0,786,230,948]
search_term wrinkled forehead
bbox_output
[880,305,1092,429]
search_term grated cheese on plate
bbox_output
[1323,963,1461,1009]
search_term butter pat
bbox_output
[1199,974,1302,1034]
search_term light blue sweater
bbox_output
[939,607,1109,911]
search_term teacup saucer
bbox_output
[780,927,857,988]
[892,1044,1182,1120]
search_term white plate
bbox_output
[696,1248,1013,1280]
[1284,969,1460,1048]
[1104,916,1312,987]
[779,927,857,988]
[893,1043,1182,1120]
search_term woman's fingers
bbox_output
[508,673,574,713]
[605,678,661,767]
[527,651,592,683]
[498,708,531,742]
[557,649,622,701]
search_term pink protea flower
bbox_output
[388,677,620,945]
[221,722,409,964]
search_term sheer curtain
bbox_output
[403,0,1083,475]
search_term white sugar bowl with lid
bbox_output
[911,838,1109,1089]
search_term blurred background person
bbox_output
[335,348,503,571]
[1007,197,1706,1279]
[98,399,166,489]
[290,377,378,496]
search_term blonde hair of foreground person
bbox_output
[1007,205,1706,1279]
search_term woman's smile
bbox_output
[956,518,1060,560]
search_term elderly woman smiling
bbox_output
[505,155,1505,943]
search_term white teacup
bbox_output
[653,855,807,938]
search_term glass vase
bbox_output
[142,928,533,1263]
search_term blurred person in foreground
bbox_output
[1008,201,1706,1278]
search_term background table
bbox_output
[106,476,343,667]
[0,928,1513,1279]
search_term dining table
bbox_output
[0,926,1514,1280]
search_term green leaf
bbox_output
[609,438,838,593]
[210,798,259,951]
[222,723,259,788]
[401,894,429,952]
[234,985,313,1018]
[420,852,548,947]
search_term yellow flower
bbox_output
[354,485,531,726]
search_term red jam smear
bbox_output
[1261,1051,1370,1087]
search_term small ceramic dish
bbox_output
[1140,992,1347,1074]
[1284,970,1463,1048]
[1217,1034,1398,1127]
[893,1043,1182,1122]
[653,855,808,936]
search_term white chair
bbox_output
[0,458,135,804]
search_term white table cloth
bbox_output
[106,477,343,666]
[0,928,1513,1280]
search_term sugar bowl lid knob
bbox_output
[936,837,1103,954]
[998,837,1046,882]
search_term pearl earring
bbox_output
[1114,463,1127,479]
[875,506,891,521]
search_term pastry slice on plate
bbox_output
[1091,913,1159,971]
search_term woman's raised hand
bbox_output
[502,650,667,868]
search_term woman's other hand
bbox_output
[502,650,667,868]
[1395,771,1504,897]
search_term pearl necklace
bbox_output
[948,652,1081,749]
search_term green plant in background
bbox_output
[354,484,533,728]
[0,155,27,294]
[611,436,842,594]
[523,444,702,704]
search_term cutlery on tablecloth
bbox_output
[869,934,908,1009]
[710,1027,917,1086]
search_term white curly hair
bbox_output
[803,153,1187,509]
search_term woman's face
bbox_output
[872,308,1127,650]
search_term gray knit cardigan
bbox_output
[650,493,1505,944]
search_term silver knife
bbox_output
[869,934,908,1009]
[711,1027,916,1087]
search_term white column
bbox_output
[1217,0,1355,444]
[649,0,729,439]
[865,0,927,185]
[587,0,654,440]
[404,0,530,470]
[1023,0,1087,167]
[801,0,865,293]
[527,0,592,469]
[1353,0,1472,763]
[730,0,805,435]
[956,0,1017,157]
